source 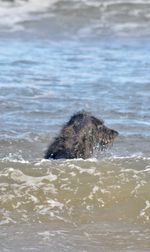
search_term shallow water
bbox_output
[0,0,150,251]
[1,158,150,251]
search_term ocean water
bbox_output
[0,0,150,251]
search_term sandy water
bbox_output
[0,0,150,251]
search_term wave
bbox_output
[0,0,150,38]
[0,156,150,226]
[0,0,58,31]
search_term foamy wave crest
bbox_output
[1,0,150,36]
[0,0,58,31]
[0,158,150,226]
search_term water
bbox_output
[0,0,150,251]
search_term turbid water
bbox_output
[0,0,150,251]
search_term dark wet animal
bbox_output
[44,112,118,159]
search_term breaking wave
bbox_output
[0,156,150,226]
[1,0,150,38]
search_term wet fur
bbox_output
[45,111,118,159]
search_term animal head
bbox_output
[65,111,118,150]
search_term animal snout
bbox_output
[112,130,119,138]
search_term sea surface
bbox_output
[0,0,150,251]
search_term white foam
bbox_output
[2,153,29,163]
[0,0,149,33]
[0,0,58,30]
[140,200,150,221]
